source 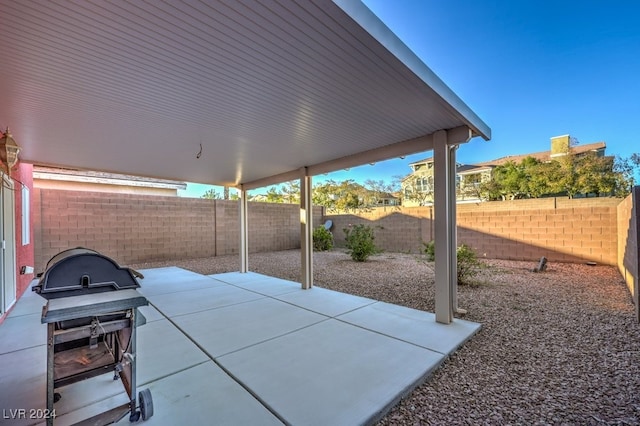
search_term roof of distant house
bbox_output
[456,164,493,175]
[407,141,606,173]
[475,141,606,167]
[375,191,400,199]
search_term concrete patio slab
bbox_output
[137,266,209,285]
[218,318,443,426]
[135,319,210,386]
[172,297,327,357]
[0,313,45,354]
[49,369,130,422]
[0,345,47,426]
[54,362,283,426]
[137,304,165,323]
[338,301,482,355]
[137,269,225,297]
[5,288,46,318]
[214,273,303,296]
[273,286,376,317]
[147,284,263,318]
[210,271,268,284]
[0,268,480,426]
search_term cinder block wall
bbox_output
[328,197,622,265]
[33,189,323,271]
[329,207,433,253]
[617,188,639,319]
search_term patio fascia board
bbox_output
[33,170,187,190]
[239,126,472,191]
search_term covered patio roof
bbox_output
[0,0,489,187]
[0,0,490,324]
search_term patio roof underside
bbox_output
[0,0,489,188]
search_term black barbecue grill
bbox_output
[35,247,153,425]
[34,247,142,299]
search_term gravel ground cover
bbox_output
[130,250,640,425]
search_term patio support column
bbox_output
[449,144,459,313]
[300,167,313,289]
[433,130,455,324]
[239,185,249,273]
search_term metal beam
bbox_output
[308,133,436,176]
[447,126,474,146]
[241,132,437,191]
[237,169,302,192]
[239,185,249,273]
[300,168,313,289]
[240,127,474,191]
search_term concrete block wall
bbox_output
[617,188,639,320]
[457,205,618,264]
[328,198,622,265]
[33,189,323,272]
[214,200,239,256]
[33,189,217,271]
[330,207,433,253]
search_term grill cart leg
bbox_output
[123,308,153,422]
[46,323,54,426]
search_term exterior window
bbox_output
[465,174,482,186]
[415,177,433,193]
[22,186,30,245]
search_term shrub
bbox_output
[313,226,334,251]
[456,244,481,284]
[343,224,379,262]
[422,241,482,284]
[423,240,435,261]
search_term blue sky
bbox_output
[180,0,640,198]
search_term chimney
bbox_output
[550,135,571,158]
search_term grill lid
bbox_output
[33,247,140,299]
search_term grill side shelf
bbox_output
[41,290,148,324]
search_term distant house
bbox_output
[370,191,400,207]
[33,165,187,196]
[401,135,607,206]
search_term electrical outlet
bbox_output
[20,266,34,275]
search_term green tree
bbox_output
[201,188,220,199]
[281,181,300,204]
[612,154,640,196]
[403,175,434,205]
[555,151,581,198]
[490,160,527,200]
[312,179,366,212]
[574,153,615,196]
[480,151,637,200]
[522,157,551,198]
[333,180,366,212]
[478,178,503,201]
[363,179,397,207]
[265,187,284,203]
[312,180,339,210]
